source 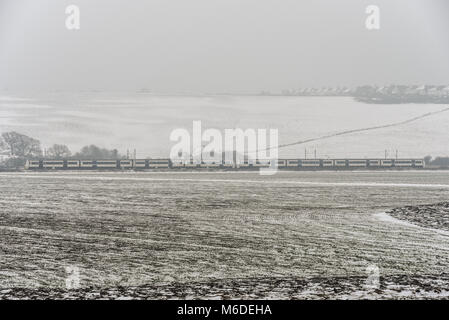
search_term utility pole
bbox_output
[127,149,129,159]
[314,148,317,159]
[385,149,387,159]
[134,149,136,160]
[396,149,398,160]
[304,148,307,159]
[201,144,203,164]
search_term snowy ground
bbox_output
[1,171,449,299]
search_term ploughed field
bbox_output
[1,171,449,299]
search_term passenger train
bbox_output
[25,158,425,170]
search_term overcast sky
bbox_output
[0,0,448,93]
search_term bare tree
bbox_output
[47,144,71,159]
[0,135,6,154]
[424,155,432,166]
[1,132,42,158]
[74,145,122,159]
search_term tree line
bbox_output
[0,131,123,168]
[424,155,449,168]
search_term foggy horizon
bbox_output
[1,0,449,94]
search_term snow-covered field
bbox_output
[1,93,448,158]
[1,170,449,299]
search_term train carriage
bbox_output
[43,160,64,169]
[368,159,381,167]
[235,160,250,168]
[381,159,393,167]
[414,159,424,168]
[275,159,287,167]
[300,159,320,167]
[67,160,80,168]
[171,160,184,168]
[252,159,270,167]
[26,160,41,169]
[394,159,413,167]
[322,159,334,167]
[184,160,199,168]
[222,160,234,168]
[334,159,347,167]
[149,159,170,168]
[96,160,118,168]
[120,160,133,168]
[200,161,222,168]
[80,160,94,168]
[134,159,147,168]
[286,159,300,167]
[348,159,367,167]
